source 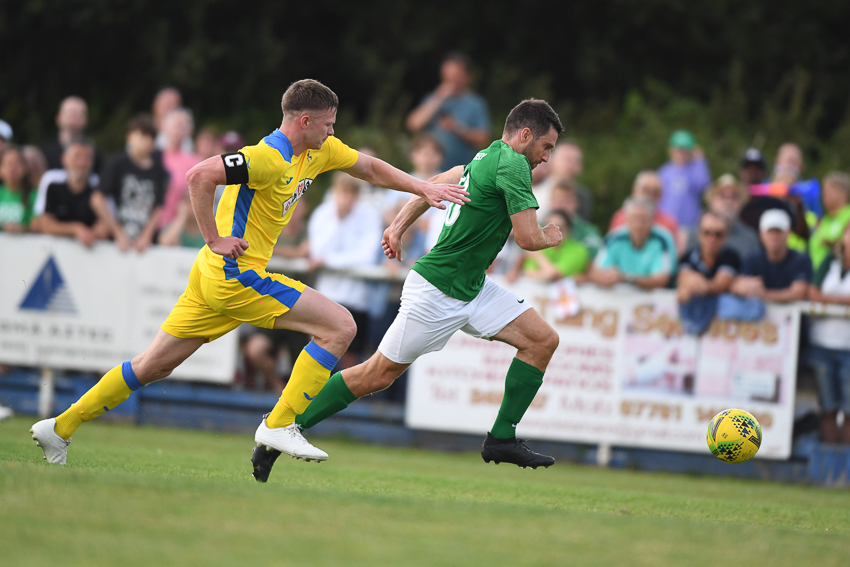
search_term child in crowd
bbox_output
[93,114,167,253]
[508,209,590,283]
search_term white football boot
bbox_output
[254,419,328,462]
[30,418,71,465]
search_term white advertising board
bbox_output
[0,234,237,383]
[407,280,799,459]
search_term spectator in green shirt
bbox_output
[508,209,590,283]
[0,146,35,232]
[809,171,850,271]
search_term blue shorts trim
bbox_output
[122,360,142,391]
[236,270,302,308]
[304,341,339,371]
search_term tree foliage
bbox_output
[3,0,849,222]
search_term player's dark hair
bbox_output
[127,114,157,138]
[503,99,563,140]
[282,79,339,115]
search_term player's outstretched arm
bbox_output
[344,153,469,210]
[186,157,249,260]
[511,208,563,251]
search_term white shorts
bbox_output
[378,270,532,364]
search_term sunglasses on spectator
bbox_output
[700,229,726,238]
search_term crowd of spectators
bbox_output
[3,53,850,440]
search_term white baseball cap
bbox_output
[759,208,791,232]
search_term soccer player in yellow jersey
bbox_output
[30,79,469,466]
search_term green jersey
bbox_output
[413,140,538,301]
[522,237,590,277]
[810,204,850,271]
[0,185,34,229]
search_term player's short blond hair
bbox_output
[281,79,339,116]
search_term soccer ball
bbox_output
[706,409,762,464]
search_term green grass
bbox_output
[1,417,849,566]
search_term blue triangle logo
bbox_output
[19,256,78,314]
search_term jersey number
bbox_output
[444,173,469,227]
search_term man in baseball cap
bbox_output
[731,208,811,302]
[658,128,712,231]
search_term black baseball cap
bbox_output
[740,147,766,169]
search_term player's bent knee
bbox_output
[543,328,560,355]
[337,309,357,344]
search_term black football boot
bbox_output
[481,433,555,469]
[251,445,282,482]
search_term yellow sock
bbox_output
[54,405,84,440]
[53,361,143,440]
[266,341,338,428]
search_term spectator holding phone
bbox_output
[406,52,491,169]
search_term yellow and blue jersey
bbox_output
[197,130,359,280]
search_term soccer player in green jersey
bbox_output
[252,99,564,480]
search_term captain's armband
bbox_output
[221,152,249,185]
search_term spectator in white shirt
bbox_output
[308,172,383,368]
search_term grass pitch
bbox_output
[1,416,849,566]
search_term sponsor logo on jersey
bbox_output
[473,152,487,161]
[303,392,314,400]
[282,178,314,216]
[19,256,77,315]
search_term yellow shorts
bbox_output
[161,260,307,342]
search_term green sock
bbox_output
[490,358,545,439]
[294,372,357,429]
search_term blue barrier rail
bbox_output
[1,369,846,487]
